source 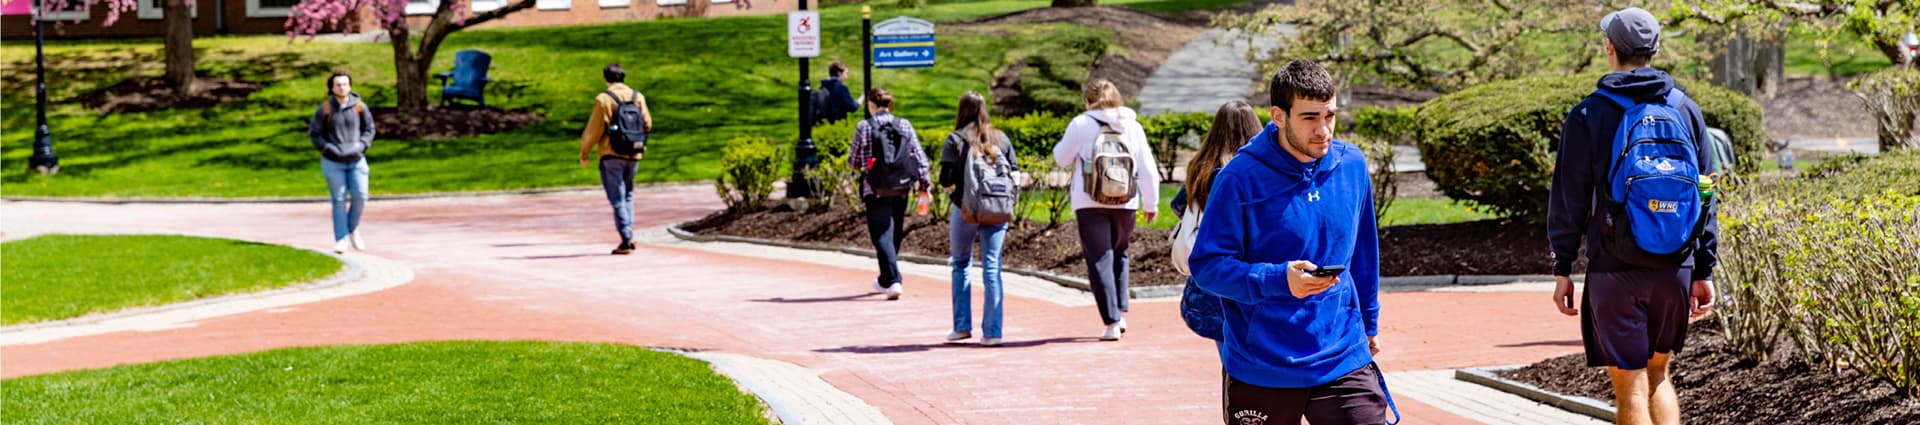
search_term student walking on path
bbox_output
[308,70,376,254]
[1189,60,1392,424]
[1169,100,1260,342]
[1547,8,1719,425]
[939,92,1020,347]
[1052,79,1161,341]
[579,64,654,255]
[850,87,932,300]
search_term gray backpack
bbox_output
[1080,116,1138,205]
[960,130,1019,226]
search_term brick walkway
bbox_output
[1,186,1593,424]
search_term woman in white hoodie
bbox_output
[1051,79,1161,341]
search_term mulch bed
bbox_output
[1497,319,1920,424]
[680,191,1573,288]
[370,106,544,141]
[73,77,262,114]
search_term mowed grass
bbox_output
[0,234,341,325]
[0,341,770,424]
[0,0,1227,198]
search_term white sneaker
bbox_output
[1118,317,1129,334]
[332,239,350,254]
[885,283,904,300]
[981,337,1002,347]
[872,279,885,294]
[1100,323,1122,341]
[946,331,972,343]
[349,232,366,251]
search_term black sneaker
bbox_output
[611,241,635,255]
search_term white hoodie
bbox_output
[1052,106,1161,212]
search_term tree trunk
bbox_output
[387,23,429,115]
[163,0,196,94]
[1051,0,1096,7]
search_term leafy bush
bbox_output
[1415,73,1767,217]
[1717,151,1920,394]
[919,127,954,221]
[713,135,786,212]
[1141,111,1212,181]
[804,119,862,212]
[1847,68,1920,151]
[1000,112,1070,159]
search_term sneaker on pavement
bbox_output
[1118,317,1129,334]
[885,283,904,300]
[332,239,350,254]
[981,337,1002,347]
[611,241,635,255]
[349,232,366,251]
[1100,323,1122,341]
[946,331,972,343]
[872,279,885,294]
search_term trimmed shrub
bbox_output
[1415,73,1768,217]
[1000,112,1070,159]
[714,135,786,212]
[1717,151,1920,393]
[1141,111,1212,181]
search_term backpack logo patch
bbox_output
[1648,199,1681,214]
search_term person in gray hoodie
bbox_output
[308,70,375,254]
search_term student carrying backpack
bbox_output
[1050,79,1161,341]
[605,89,650,156]
[939,91,1017,346]
[849,87,931,301]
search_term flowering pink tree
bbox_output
[288,0,539,115]
[38,0,199,93]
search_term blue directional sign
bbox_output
[873,17,935,69]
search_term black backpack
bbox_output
[606,90,649,156]
[864,116,919,197]
[809,89,833,128]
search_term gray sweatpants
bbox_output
[1075,208,1135,325]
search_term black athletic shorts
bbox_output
[1582,268,1692,370]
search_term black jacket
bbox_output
[1548,68,1719,281]
[820,78,860,124]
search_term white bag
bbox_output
[1170,203,1201,276]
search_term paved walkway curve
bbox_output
[1,187,1598,424]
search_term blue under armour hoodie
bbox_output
[1189,122,1381,389]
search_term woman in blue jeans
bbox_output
[939,92,1018,347]
[307,70,375,253]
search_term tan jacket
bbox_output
[580,83,653,161]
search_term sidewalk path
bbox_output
[1136,28,1283,115]
[1,187,1593,423]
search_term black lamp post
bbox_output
[28,8,60,175]
[786,0,819,200]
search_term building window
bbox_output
[535,0,568,10]
[138,0,199,20]
[657,0,687,5]
[597,0,628,9]
[246,0,296,18]
[471,0,504,12]
[405,0,438,15]
[33,0,89,21]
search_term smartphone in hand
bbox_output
[1310,265,1347,278]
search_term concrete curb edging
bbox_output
[0,247,415,346]
[0,181,711,205]
[667,223,1569,297]
[681,351,891,425]
[1455,366,1615,422]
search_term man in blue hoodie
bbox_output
[1548,7,1718,425]
[1190,59,1386,425]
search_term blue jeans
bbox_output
[599,156,639,242]
[950,207,1008,338]
[321,157,370,242]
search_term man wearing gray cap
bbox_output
[1547,7,1720,425]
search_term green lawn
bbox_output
[0,341,769,424]
[0,234,341,325]
[0,0,1232,198]
[1378,197,1499,226]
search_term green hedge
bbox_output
[1141,111,1213,181]
[714,136,786,211]
[1414,73,1768,217]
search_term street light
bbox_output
[28,4,60,175]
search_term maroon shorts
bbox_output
[1582,268,1692,370]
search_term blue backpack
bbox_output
[1592,88,1708,268]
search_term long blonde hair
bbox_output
[1083,79,1123,110]
[1185,101,1260,210]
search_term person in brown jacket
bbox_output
[579,64,653,254]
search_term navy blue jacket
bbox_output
[1189,123,1381,388]
[1548,68,1719,281]
[820,78,860,124]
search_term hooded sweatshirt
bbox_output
[308,93,375,163]
[1188,122,1381,389]
[1052,107,1161,211]
[1548,67,1719,281]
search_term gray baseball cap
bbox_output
[1601,7,1661,55]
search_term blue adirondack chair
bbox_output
[435,50,493,108]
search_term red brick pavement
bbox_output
[0,187,1584,424]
